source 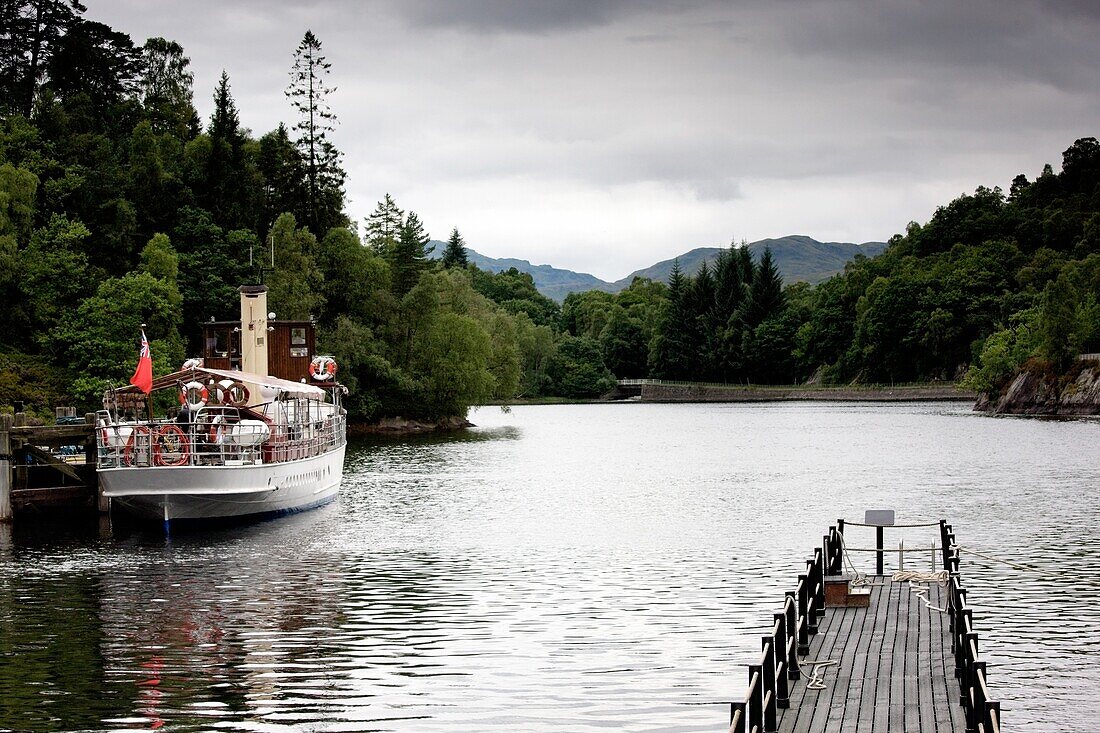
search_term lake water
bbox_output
[1,402,1097,732]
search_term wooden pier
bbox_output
[729,520,1000,733]
[0,411,102,521]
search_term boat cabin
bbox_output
[200,286,318,383]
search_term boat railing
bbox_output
[96,407,346,469]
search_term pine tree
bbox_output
[648,260,694,379]
[389,210,433,296]
[441,227,469,268]
[1,0,86,117]
[364,193,403,255]
[203,71,250,230]
[741,247,785,329]
[285,30,345,233]
[257,123,307,238]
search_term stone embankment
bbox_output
[976,360,1100,416]
[633,383,974,403]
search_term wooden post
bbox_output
[0,413,11,522]
[87,412,109,514]
[899,539,905,571]
[876,525,885,575]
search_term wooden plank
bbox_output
[837,581,877,731]
[903,579,921,732]
[23,445,84,483]
[873,578,900,733]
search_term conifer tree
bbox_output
[741,247,784,329]
[648,260,693,379]
[364,193,403,255]
[441,227,469,268]
[204,71,250,230]
[389,210,433,296]
[286,30,345,233]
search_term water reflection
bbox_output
[0,403,1097,732]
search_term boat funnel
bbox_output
[239,285,269,377]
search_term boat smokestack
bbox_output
[239,285,269,376]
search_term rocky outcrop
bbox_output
[977,360,1100,415]
[347,416,475,436]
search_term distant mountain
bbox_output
[615,236,888,290]
[428,235,887,302]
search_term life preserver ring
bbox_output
[224,381,249,407]
[180,380,208,410]
[122,425,152,466]
[153,424,190,466]
[309,356,337,381]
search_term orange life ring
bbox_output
[153,424,190,466]
[224,381,249,407]
[180,380,209,410]
[309,356,337,381]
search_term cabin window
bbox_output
[290,327,308,357]
[213,329,230,357]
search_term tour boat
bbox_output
[96,286,347,524]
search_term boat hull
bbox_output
[100,445,346,522]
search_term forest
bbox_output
[1,2,1097,422]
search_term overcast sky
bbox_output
[96,0,1100,280]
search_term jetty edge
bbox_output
[728,518,1000,733]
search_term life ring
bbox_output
[308,356,337,381]
[153,424,189,466]
[180,380,208,410]
[224,381,249,407]
[209,379,233,405]
[122,425,152,466]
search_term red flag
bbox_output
[129,330,153,394]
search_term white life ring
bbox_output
[180,380,209,411]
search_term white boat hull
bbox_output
[100,445,346,522]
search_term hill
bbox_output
[431,235,886,301]
[614,236,887,289]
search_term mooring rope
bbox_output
[802,659,839,690]
[841,520,942,528]
[892,569,949,613]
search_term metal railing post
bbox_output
[772,614,789,708]
[784,593,800,679]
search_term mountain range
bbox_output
[428,235,887,302]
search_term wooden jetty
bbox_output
[0,411,102,521]
[729,519,1000,733]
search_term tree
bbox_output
[1039,274,1078,369]
[364,193,402,254]
[1,0,86,117]
[441,227,469,268]
[648,260,693,379]
[285,30,345,233]
[266,212,324,319]
[546,335,615,398]
[203,71,251,230]
[257,123,307,237]
[740,247,784,329]
[389,209,433,296]
[44,18,142,113]
[140,37,198,137]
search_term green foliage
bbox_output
[266,212,323,319]
[471,266,560,328]
[441,227,469,268]
[963,308,1041,393]
[546,335,615,398]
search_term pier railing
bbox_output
[940,521,1001,733]
[729,520,999,733]
[729,525,843,733]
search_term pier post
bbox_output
[876,525,885,575]
[0,413,12,522]
[87,413,108,514]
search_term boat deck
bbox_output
[778,577,966,733]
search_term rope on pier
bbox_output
[802,659,839,690]
[893,570,948,613]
